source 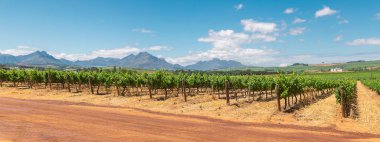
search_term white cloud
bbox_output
[49,52,87,61]
[334,35,342,41]
[0,46,38,56]
[132,28,153,33]
[91,47,141,58]
[284,8,295,14]
[336,15,349,24]
[293,18,306,24]
[347,38,380,46]
[52,45,172,61]
[280,20,287,30]
[251,34,277,42]
[338,19,349,24]
[374,13,380,20]
[241,19,277,34]
[166,19,282,66]
[198,30,251,50]
[166,29,278,66]
[197,29,276,50]
[315,6,337,18]
[51,46,142,61]
[289,27,306,36]
[279,63,288,67]
[146,45,170,51]
[234,3,243,10]
[166,47,277,66]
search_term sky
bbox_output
[0,0,380,67]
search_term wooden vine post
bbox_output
[48,72,52,90]
[148,87,152,98]
[182,79,187,102]
[211,85,215,99]
[225,80,230,105]
[340,87,346,118]
[235,91,238,102]
[89,77,94,94]
[276,85,281,111]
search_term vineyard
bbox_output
[362,80,380,94]
[0,69,359,117]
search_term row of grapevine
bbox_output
[334,80,357,118]
[0,68,358,116]
[0,69,278,102]
[13,70,189,98]
[362,80,380,94]
[275,74,339,111]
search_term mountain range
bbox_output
[0,51,245,70]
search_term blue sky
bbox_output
[0,0,380,66]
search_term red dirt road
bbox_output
[0,97,378,142]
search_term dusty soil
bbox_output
[272,94,340,127]
[353,81,380,134]
[1,83,380,141]
[1,97,379,142]
[0,87,337,127]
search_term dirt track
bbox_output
[0,97,379,142]
[355,81,380,133]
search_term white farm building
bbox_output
[330,67,343,72]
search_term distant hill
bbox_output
[17,51,66,66]
[71,52,246,70]
[222,60,380,72]
[10,50,380,72]
[0,51,245,70]
[117,52,181,70]
[347,60,365,63]
[68,52,185,70]
[74,57,120,67]
[59,58,75,65]
[0,51,182,69]
[0,51,67,67]
[291,63,308,66]
[0,54,20,64]
[185,58,244,71]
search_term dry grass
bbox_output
[278,95,340,127]
[353,81,380,134]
